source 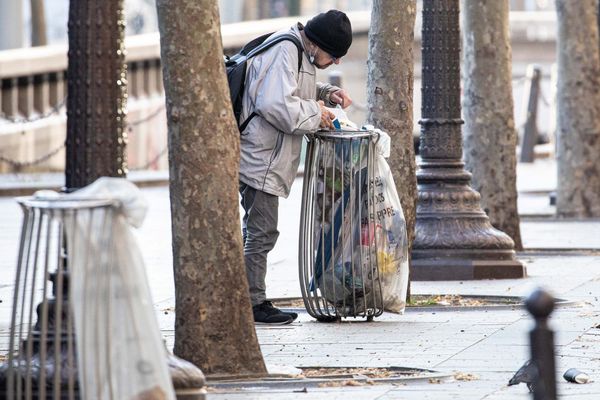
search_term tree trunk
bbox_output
[366,1,417,295]
[461,0,523,249]
[555,0,600,217]
[156,0,267,376]
[65,0,127,190]
[30,0,47,46]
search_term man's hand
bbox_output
[318,100,335,129]
[330,89,353,109]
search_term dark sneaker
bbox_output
[280,309,298,321]
[253,301,294,325]
[263,301,298,320]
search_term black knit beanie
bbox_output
[304,10,352,58]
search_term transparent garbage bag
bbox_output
[369,144,409,313]
[363,126,409,312]
[312,127,409,314]
[53,178,175,400]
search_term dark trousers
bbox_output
[239,182,280,306]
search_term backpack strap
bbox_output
[239,111,257,133]
[240,32,274,56]
[239,33,304,133]
[246,33,303,71]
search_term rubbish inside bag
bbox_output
[328,105,358,130]
[309,117,409,314]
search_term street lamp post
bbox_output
[412,0,525,280]
[64,1,128,190]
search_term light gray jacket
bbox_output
[239,24,339,198]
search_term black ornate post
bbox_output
[526,288,557,400]
[65,0,128,190]
[411,0,525,280]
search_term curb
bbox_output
[206,369,453,391]
[271,295,584,314]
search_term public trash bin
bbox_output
[0,179,175,400]
[299,130,384,322]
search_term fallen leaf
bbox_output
[454,372,479,381]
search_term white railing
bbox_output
[0,11,555,173]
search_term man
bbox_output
[239,10,354,324]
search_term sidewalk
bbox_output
[1,159,600,399]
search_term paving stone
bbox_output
[1,166,600,399]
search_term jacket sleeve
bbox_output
[252,43,322,135]
[316,82,341,107]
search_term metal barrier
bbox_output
[299,130,383,322]
[520,65,542,163]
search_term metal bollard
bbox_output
[520,65,542,163]
[328,70,343,88]
[525,288,558,400]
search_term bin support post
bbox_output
[411,0,525,280]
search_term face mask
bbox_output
[309,48,317,64]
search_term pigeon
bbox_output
[508,359,537,392]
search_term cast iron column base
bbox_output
[411,255,526,281]
[411,160,526,281]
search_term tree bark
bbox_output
[461,0,522,249]
[366,1,417,294]
[65,0,127,190]
[555,0,600,217]
[156,0,267,376]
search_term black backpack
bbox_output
[225,32,303,133]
